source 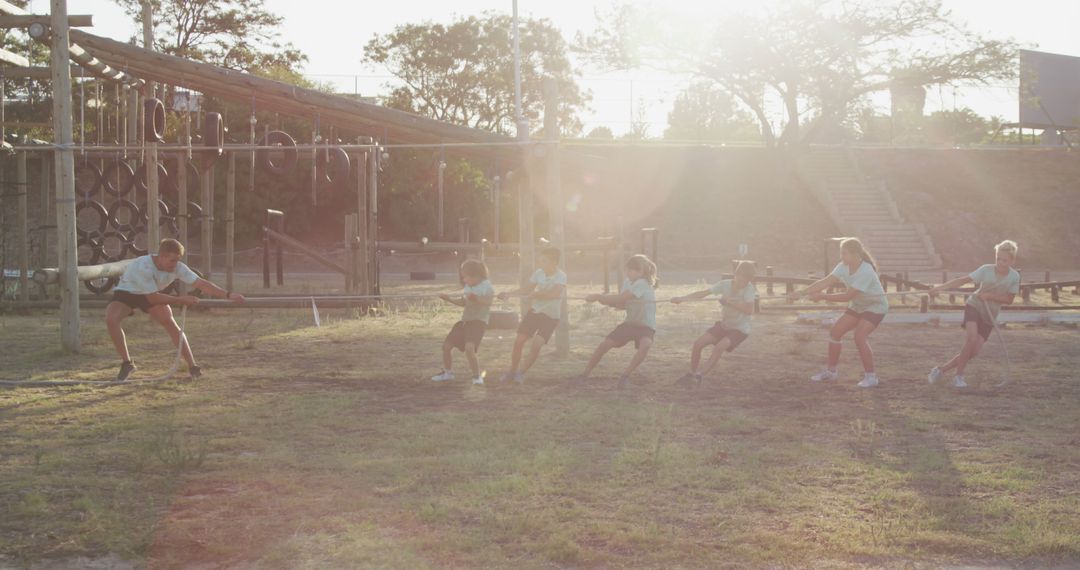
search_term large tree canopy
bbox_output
[665,81,760,142]
[113,0,306,76]
[579,0,1017,147]
[364,13,588,135]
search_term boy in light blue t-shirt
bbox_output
[927,240,1021,388]
[496,247,567,384]
[671,261,758,387]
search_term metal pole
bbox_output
[437,148,445,238]
[51,0,81,352]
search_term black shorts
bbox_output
[605,323,655,349]
[111,290,152,313]
[445,320,486,351]
[704,322,749,352]
[518,311,559,343]
[843,308,885,327]
[962,305,993,341]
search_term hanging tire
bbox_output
[97,230,130,261]
[256,130,297,176]
[316,146,351,190]
[144,97,166,143]
[139,199,171,230]
[76,199,108,238]
[108,198,142,234]
[163,159,199,199]
[77,235,103,265]
[134,161,171,202]
[201,112,225,167]
[101,160,136,197]
[85,276,119,295]
[74,160,103,198]
[128,227,149,256]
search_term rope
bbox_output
[979,296,1012,388]
[0,306,189,389]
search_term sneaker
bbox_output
[472,376,485,385]
[189,365,203,380]
[431,370,454,382]
[512,372,525,384]
[927,367,942,385]
[856,373,879,388]
[952,375,967,388]
[810,369,838,382]
[498,371,515,382]
[693,372,704,387]
[675,372,696,387]
[116,361,136,382]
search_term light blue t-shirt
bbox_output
[709,279,757,334]
[967,264,1020,321]
[830,261,888,315]
[529,268,567,319]
[461,279,495,324]
[622,278,656,330]
[115,255,200,294]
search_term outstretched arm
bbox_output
[193,278,245,303]
[789,275,841,301]
[930,276,973,294]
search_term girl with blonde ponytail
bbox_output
[789,238,888,388]
[575,254,659,389]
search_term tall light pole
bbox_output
[513,0,534,309]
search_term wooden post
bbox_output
[262,226,270,289]
[543,78,568,355]
[127,88,139,156]
[177,153,188,247]
[225,151,236,292]
[355,144,368,296]
[437,147,445,238]
[492,174,501,245]
[38,155,51,268]
[1044,270,1051,283]
[51,0,81,352]
[344,213,356,292]
[200,162,213,277]
[920,295,928,313]
[368,142,379,295]
[1051,286,1060,303]
[766,266,774,296]
[16,150,29,303]
[310,117,318,206]
[147,141,160,251]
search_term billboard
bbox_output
[1019,49,1080,129]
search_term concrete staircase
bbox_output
[796,146,942,271]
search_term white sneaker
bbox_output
[431,370,454,382]
[952,375,967,388]
[856,373,879,388]
[472,375,485,385]
[927,367,942,385]
[810,369,838,382]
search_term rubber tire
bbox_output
[134,161,171,202]
[76,199,109,238]
[101,160,136,197]
[97,230,130,262]
[144,98,166,143]
[200,112,225,167]
[108,198,143,234]
[257,131,298,176]
[77,235,103,265]
[316,146,351,190]
[74,160,103,197]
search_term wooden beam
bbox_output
[0,47,30,67]
[0,14,93,27]
[33,258,136,285]
[0,65,83,79]
[50,0,80,352]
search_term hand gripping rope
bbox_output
[0,307,189,389]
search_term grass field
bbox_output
[2,285,1080,568]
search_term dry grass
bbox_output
[1,284,1079,568]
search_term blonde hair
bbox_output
[995,240,1018,257]
[460,259,489,280]
[840,238,877,273]
[733,260,757,280]
[626,254,658,288]
[159,238,185,257]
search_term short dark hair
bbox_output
[540,247,561,264]
[461,259,489,280]
[160,238,185,256]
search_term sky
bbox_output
[45,0,1080,136]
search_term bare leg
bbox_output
[827,314,860,369]
[463,342,481,378]
[852,320,878,373]
[508,333,528,373]
[954,327,985,376]
[700,338,733,376]
[939,323,983,374]
[147,304,196,368]
[581,339,616,378]
[519,336,546,374]
[620,337,653,378]
[689,333,718,373]
[442,340,454,371]
[105,301,133,362]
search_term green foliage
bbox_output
[364,12,587,136]
[664,81,760,142]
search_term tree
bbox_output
[665,81,760,142]
[925,108,990,145]
[586,126,614,139]
[112,0,306,76]
[579,0,1017,147]
[364,13,587,135]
